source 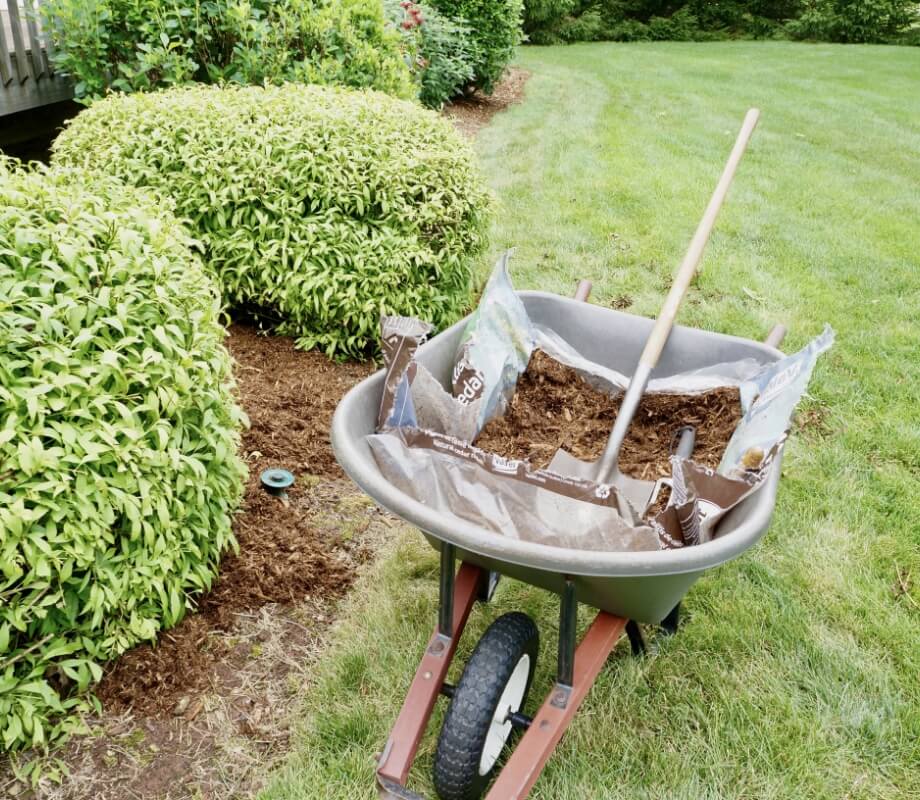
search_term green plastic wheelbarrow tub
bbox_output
[332,292,784,624]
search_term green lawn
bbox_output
[261,42,920,799]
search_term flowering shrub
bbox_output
[386,0,478,108]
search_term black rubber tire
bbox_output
[433,612,539,800]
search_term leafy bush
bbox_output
[0,158,245,751]
[386,0,479,108]
[523,0,579,43]
[42,0,415,102]
[53,84,493,358]
[787,0,918,43]
[522,0,918,43]
[428,0,524,93]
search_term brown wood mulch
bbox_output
[92,325,373,716]
[443,67,530,137]
[474,350,742,481]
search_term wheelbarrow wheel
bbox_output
[433,612,539,800]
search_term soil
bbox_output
[444,67,530,137]
[93,324,373,716]
[475,350,742,481]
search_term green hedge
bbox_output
[53,84,493,358]
[787,0,918,43]
[429,0,524,93]
[0,159,245,751]
[522,1,919,43]
[523,0,578,43]
[42,0,415,102]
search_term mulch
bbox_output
[474,350,742,481]
[93,325,373,716]
[443,67,530,137]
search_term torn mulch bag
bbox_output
[369,254,834,552]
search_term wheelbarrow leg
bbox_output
[438,543,456,638]
[484,608,626,800]
[660,602,681,636]
[625,620,647,655]
[376,556,483,792]
[557,578,578,687]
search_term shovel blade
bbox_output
[547,448,656,521]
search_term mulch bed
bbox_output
[443,67,530,137]
[474,350,742,481]
[88,69,533,718]
[93,325,373,717]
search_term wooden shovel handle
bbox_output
[639,108,760,369]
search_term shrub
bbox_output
[42,0,415,102]
[0,158,245,751]
[522,0,919,43]
[386,0,479,108]
[52,84,493,358]
[787,0,918,43]
[522,0,579,44]
[428,0,524,93]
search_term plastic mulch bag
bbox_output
[368,428,660,552]
[451,251,534,431]
[652,325,836,547]
[720,325,835,472]
[370,253,834,552]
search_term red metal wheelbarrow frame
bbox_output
[375,545,649,800]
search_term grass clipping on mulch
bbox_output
[474,350,742,482]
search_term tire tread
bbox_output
[433,612,538,800]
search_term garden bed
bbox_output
[7,325,380,800]
[2,68,530,800]
[93,324,374,716]
[443,67,530,137]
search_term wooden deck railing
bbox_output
[0,0,72,116]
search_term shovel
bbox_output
[548,108,761,521]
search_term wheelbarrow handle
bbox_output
[765,323,787,350]
[573,279,593,303]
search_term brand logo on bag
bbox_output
[490,455,521,475]
[453,363,485,406]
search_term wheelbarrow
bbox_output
[331,290,787,800]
